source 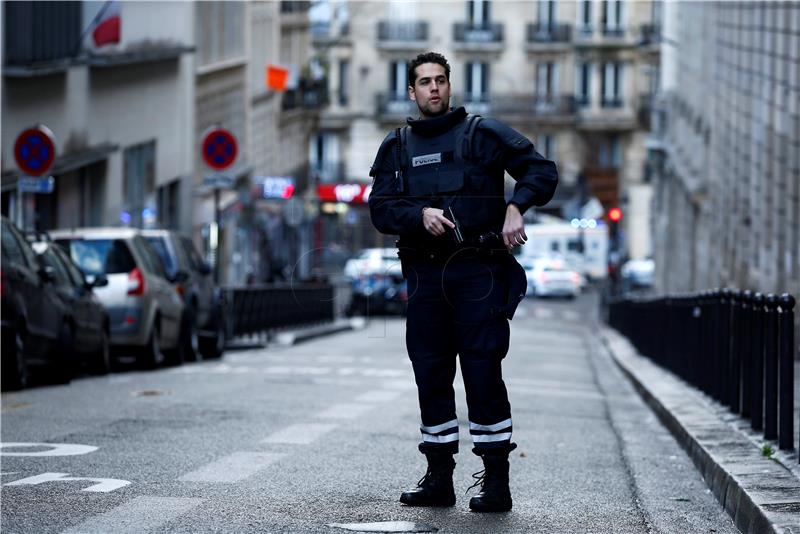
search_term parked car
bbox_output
[50,228,185,368]
[1,217,71,389]
[521,257,582,299]
[29,237,112,375]
[141,229,226,359]
[621,258,655,288]
[343,248,407,316]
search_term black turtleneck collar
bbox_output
[406,106,467,137]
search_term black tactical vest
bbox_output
[398,115,507,236]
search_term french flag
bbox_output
[92,1,121,47]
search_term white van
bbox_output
[520,222,609,281]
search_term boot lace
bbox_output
[465,468,486,494]
[416,467,433,488]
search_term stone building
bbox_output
[650,1,799,304]
[311,0,660,259]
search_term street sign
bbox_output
[201,128,238,171]
[204,173,235,189]
[18,176,55,194]
[14,125,56,177]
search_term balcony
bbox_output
[578,98,637,131]
[574,25,634,49]
[376,21,429,50]
[473,94,577,124]
[282,80,328,112]
[452,22,504,52]
[526,23,572,51]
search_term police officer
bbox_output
[368,52,558,513]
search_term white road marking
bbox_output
[4,472,130,492]
[317,403,374,419]
[261,423,337,444]
[355,390,403,403]
[61,496,203,534]
[0,443,98,456]
[179,452,285,483]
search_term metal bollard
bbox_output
[730,291,743,414]
[750,293,765,431]
[778,294,795,451]
[719,289,732,407]
[764,294,779,440]
[740,291,753,418]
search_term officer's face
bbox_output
[409,63,451,119]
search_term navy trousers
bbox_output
[404,251,514,455]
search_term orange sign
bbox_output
[266,64,289,92]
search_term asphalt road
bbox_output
[1,293,739,533]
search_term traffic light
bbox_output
[607,207,622,252]
[608,207,622,223]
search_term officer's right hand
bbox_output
[422,207,456,236]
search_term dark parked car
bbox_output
[1,217,71,389]
[30,238,111,375]
[141,230,226,359]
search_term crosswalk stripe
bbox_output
[179,452,285,483]
[261,423,337,444]
[317,403,374,419]
[61,496,203,534]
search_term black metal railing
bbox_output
[526,23,572,43]
[608,290,797,455]
[224,284,335,339]
[601,26,626,37]
[490,94,577,116]
[280,1,311,14]
[453,22,504,44]
[376,93,418,119]
[282,80,328,111]
[377,21,428,42]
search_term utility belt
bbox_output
[396,232,508,263]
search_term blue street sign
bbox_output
[18,176,55,194]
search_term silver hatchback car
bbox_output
[50,228,184,368]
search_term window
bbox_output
[465,62,489,102]
[157,180,180,231]
[123,141,156,229]
[41,248,72,287]
[1,221,27,267]
[389,61,408,99]
[61,239,136,276]
[601,62,624,107]
[196,2,245,67]
[338,59,349,106]
[598,136,621,168]
[538,0,555,28]
[310,133,341,183]
[135,237,167,279]
[536,62,556,98]
[577,0,592,34]
[59,249,87,288]
[601,0,625,34]
[145,237,177,279]
[576,62,592,106]
[467,0,491,26]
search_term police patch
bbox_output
[412,153,442,167]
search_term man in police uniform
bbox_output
[368,52,558,513]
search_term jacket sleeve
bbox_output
[478,119,559,214]
[368,133,428,235]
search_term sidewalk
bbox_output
[600,327,800,534]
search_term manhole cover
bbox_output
[328,521,438,533]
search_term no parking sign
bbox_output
[14,125,56,177]
[201,128,238,171]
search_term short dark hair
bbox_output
[407,52,451,87]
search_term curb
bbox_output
[599,327,800,534]
[273,318,361,346]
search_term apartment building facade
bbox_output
[311,0,660,259]
[2,1,322,286]
[1,1,195,234]
[650,2,799,302]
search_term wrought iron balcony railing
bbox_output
[377,21,428,43]
[453,22,504,44]
[526,23,572,43]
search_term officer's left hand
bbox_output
[502,204,527,250]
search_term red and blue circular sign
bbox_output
[14,125,56,177]
[201,128,238,171]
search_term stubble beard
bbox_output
[418,96,450,119]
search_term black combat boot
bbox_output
[468,451,512,512]
[399,452,456,507]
